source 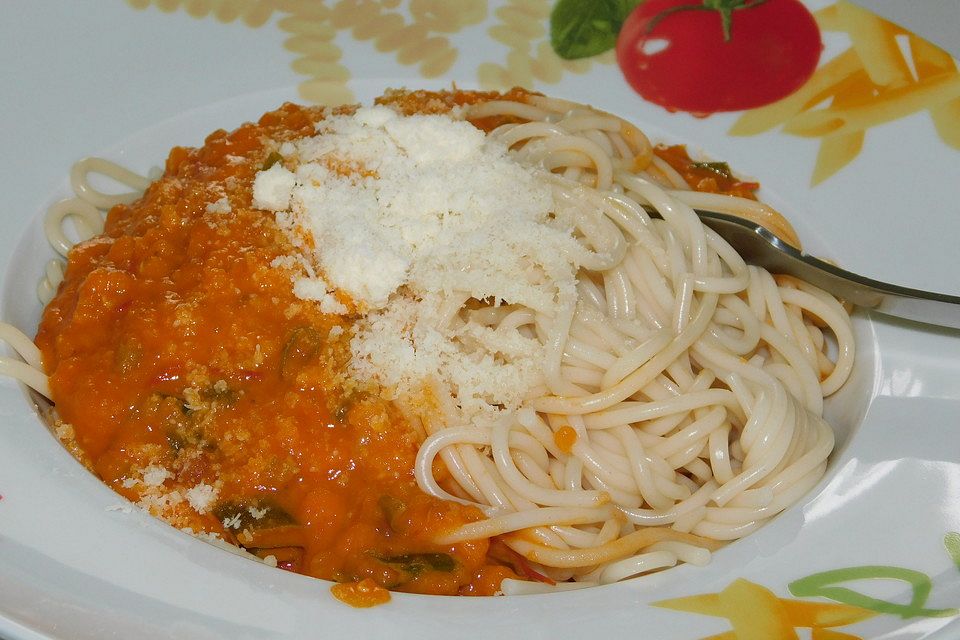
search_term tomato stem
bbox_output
[645,0,770,41]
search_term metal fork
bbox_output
[680,209,960,331]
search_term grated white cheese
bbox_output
[252,163,296,211]
[205,196,232,214]
[247,505,269,520]
[185,483,219,514]
[141,465,171,487]
[138,489,183,514]
[292,276,347,315]
[105,503,133,514]
[254,106,590,424]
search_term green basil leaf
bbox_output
[691,161,734,179]
[378,553,457,576]
[550,0,642,60]
[261,151,283,171]
[279,326,323,380]
[212,499,297,531]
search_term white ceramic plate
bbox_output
[2,2,959,638]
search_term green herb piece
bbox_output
[279,327,323,380]
[378,495,408,532]
[200,381,238,406]
[212,498,296,530]
[261,151,283,171]
[550,0,641,60]
[142,392,201,451]
[691,161,734,179]
[378,553,456,577]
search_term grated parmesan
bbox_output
[140,464,171,487]
[247,505,269,520]
[185,483,219,514]
[254,106,591,424]
[205,196,232,214]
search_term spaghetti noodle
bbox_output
[378,90,853,588]
[3,88,853,596]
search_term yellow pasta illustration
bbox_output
[655,578,877,640]
[127,0,486,105]
[127,0,278,26]
[731,1,960,184]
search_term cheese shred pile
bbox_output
[253,105,588,419]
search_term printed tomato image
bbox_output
[615,0,822,114]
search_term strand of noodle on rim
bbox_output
[0,157,159,397]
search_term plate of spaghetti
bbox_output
[1,2,959,639]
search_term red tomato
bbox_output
[615,0,822,114]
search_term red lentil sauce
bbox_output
[35,93,530,597]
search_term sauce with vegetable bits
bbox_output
[36,100,508,596]
[653,145,759,199]
[36,89,758,600]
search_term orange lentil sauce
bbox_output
[35,93,532,597]
[330,578,392,608]
[653,145,759,200]
[35,88,757,600]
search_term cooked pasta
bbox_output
[6,88,853,597]
[380,92,853,585]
